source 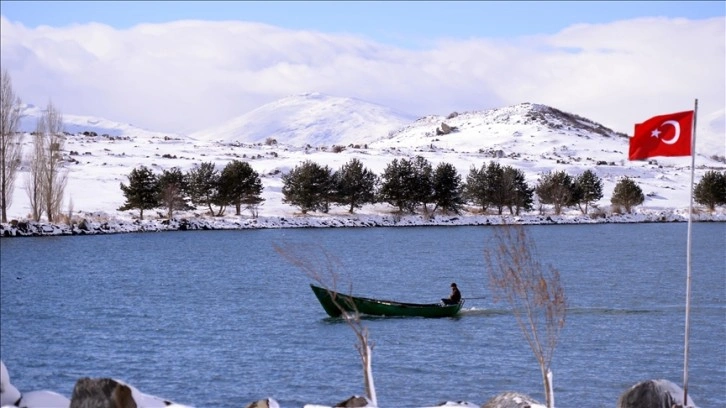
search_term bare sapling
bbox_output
[66,196,74,226]
[484,224,566,408]
[273,242,377,406]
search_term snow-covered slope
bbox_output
[18,104,185,140]
[189,92,417,146]
[371,103,628,156]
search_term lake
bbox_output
[1,223,724,407]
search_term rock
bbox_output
[481,391,545,408]
[68,377,192,408]
[16,221,29,234]
[78,218,91,231]
[2,360,72,408]
[1,360,22,407]
[617,379,698,408]
[18,390,71,408]
[334,395,372,407]
[246,398,281,408]
[117,380,190,407]
[427,401,478,407]
[70,377,136,408]
[435,122,459,135]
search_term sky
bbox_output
[0,1,724,136]
[2,1,723,42]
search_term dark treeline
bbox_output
[119,160,263,220]
[119,156,726,219]
[281,156,608,216]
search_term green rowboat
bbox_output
[310,284,463,318]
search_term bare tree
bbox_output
[38,101,67,222]
[484,224,567,408]
[66,196,74,226]
[0,69,24,223]
[273,242,377,406]
[41,102,68,222]
[25,131,46,221]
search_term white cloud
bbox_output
[1,16,723,137]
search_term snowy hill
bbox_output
[371,103,628,155]
[189,92,417,146]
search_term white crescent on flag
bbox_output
[660,120,681,145]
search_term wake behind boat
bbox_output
[310,284,463,318]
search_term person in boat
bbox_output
[442,282,462,305]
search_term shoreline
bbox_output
[2,209,724,238]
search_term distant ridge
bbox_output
[17,104,182,139]
[507,103,628,138]
[189,92,418,146]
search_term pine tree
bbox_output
[503,166,534,215]
[611,176,644,213]
[463,164,489,212]
[572,169,603,215]
[118,166,158,220]
[694,170,726,211]
[536,170,575,215]
[411,156,434,214]
[218,160,264,216]
[187,161,222,216]
[157,167,191,219]
[281,160,333,214]
[431,162,464,214]
[379,158,417,213]
[486,161,507,214]
[333,158,378,213]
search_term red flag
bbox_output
[629,110,694,160]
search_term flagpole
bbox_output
[683,98,698,405]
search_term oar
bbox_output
[463,296,487,300]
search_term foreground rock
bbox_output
[617,379,698,408]
[1,360,70,407]
[1,361,191,408]
[70,378,135,408]
[247,398,281,408]
[481,392,545,408]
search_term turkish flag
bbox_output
[628,110,694,160]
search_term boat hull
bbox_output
[310,284,462,318]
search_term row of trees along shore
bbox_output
[119,161,264,220]
[118,156,726,220]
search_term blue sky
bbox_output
[2,1,724,48]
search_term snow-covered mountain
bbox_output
[189,92,417,146]
[5,95,725,223]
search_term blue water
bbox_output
[1,223,724,407]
